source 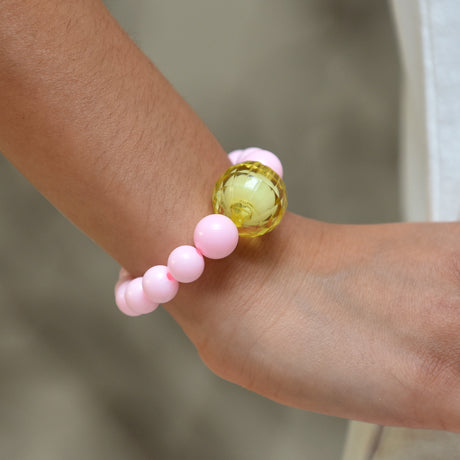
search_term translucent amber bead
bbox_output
[212,161,287,237]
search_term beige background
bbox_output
[0,1,399,458]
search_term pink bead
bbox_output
[239,147,283,178]
[118,267,131,283]
[115,280,141,317]
[125,277,159,315]
[194,214,239,259]
[143,265,179,304]
[167,245,205,283]
[228,149,244,165]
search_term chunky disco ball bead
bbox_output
[212,161,287,237]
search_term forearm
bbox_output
[0,0,230,275]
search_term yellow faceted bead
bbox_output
[212,161,288,237]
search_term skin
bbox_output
[1,0,460,431]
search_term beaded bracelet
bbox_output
[114,147,288,316]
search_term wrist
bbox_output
[165,212,324,343]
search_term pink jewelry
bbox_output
[114,147,287,316]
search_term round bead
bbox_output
[115,280,141,317]
[228,149,244,165]
[212,161,287,237]
[118,267,131,283]
[193,214,239,259]
[167,245,205,283]
[238,147,283,178]
[143,265,179,304]
[125,277,159,314]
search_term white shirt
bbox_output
[397,0,460,222]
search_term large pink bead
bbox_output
[118,267,131,283]
[194,214,239,259]
[238,147,283,178]
[143,265,179,304]
[115,280,141,317]
[125,277,159,315]
[228,149,244,165]
[167,245,205,283]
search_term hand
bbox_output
[162,213,460,431]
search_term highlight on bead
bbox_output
[167,245,205,283]
[114,147,286,317]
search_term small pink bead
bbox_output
[239,147,283,178]
[143,265,179,304]
[167,245,205,283]
[118,267,131,283]
[228,149,244,165]
[194,214,239,259]
[115,281,141,317]
[125,277,159,314]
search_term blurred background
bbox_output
[0,0,399,458]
